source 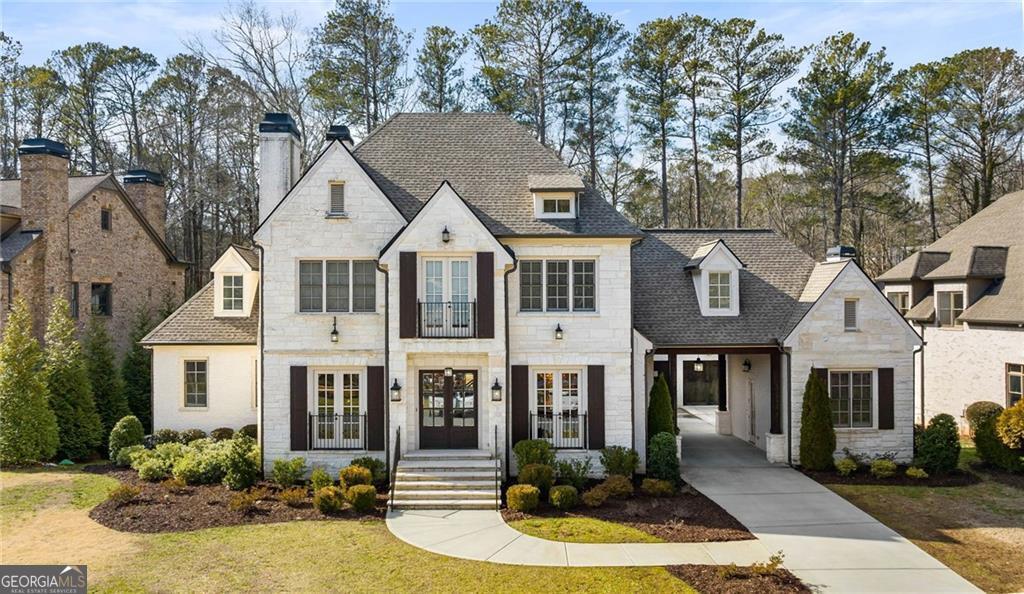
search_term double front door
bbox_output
[420,370,478,449]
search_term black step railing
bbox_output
[389,426,401,510]
[418,300,476,338]
[307,413,366,450]
[493,424,500,511]
[530,412,588,450]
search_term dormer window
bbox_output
[936,290,964,327]
[543,197,571,214]
[223,275,244,310]
[328,181,346,216]
[534,192,576,219]
[708,272,731,309]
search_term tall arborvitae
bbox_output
[44,297,103,460]
[799,371,836,470]
[83,315,131,443]
[121,308,154,432]
[0,298,59,464]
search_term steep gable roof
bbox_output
[352,113,639,237]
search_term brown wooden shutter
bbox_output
[366,366,385,450]
[588,365,605,450]
[476,252,494,338]
[290,366,308,451]
[511,365,529,447]
[878,368,895,430]
[399,252,417,338]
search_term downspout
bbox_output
[378,262,391,479]
[503,259,518,480]
[257,244,265,477]
[916,324,926,428]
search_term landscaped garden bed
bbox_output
[802,465,978,487]
[667,562,810,594]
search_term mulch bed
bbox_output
[85,465,385,534]
[968,460,1024,490]
[501,485,753,543]
[667,564,809,593]
[803,467,979,487]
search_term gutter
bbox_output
[503,258,518,480]
[378,261,391,479]
[915,325,926,428]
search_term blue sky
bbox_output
[3,0,1022,69]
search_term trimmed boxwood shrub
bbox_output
[237,424,258,439]
[647,432,680,484]
[581,485,609,507]
[222,436,261,490]
[172,448,226,485]
[997,401,1024,449]
[507,484,540,512]
[347,484,377,512]
[600,474,633,498]
[272,457,307,487]
[351,456,387,486]
[966,401,1004,435]
[340,464,373,488]
[313,486,345,514]
[153,428,180,445]
[210,427,235,441]
[835,457,858,476]
[973,403,1024,473]
[870,459,897,478]
[906,466,928,480]
[648,374,675,439]
[512,439,555,468]
[555,458,591,491]
[279,487,307,508]
[115,444,146,468]
[108,415,145,463]
[917,413,960,474]
[309,467,333,491]
[600,445,639,477]
[549,485,578,509]
[137,457,170,481]
[799,371,835,471]
[179,428,207,444]
[518,463,554,497]
[640,478,674,497]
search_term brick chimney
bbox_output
[258,112,301,227]
[122,169,167,240]
[17,138,71,320]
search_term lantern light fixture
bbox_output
[491,378,502,401]
[693,357,704,373]
[441,226,451,243]
[330,316,339,343]
[554,324,564,340]
[444,367,454,377]
[390,379,402,402]
[742,359,752,373]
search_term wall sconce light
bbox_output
[491,378,502,401]
[693,357,704,373]
[554,324,564,340]
[742,359,752,373]
[444,367,454,377]
[390,379,402,402]
[441,226,451,243]
[330,316,339,343]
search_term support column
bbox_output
[766,350,786,463]
[715,353,731,435]
[668,353,678,431]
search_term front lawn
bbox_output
[508,516,664,544]
[0,468,694,593]
[820,447,1024,594]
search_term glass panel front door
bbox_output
[419,370,478,449]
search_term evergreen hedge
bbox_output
[84,316,130,445]
[44,297,103,460]
[799,371,835,470]
[121,309,154,432]
[647,374,674,440]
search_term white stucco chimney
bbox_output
[258,112,301,226]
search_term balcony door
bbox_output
[422,258,472,336]
[311,370,364,450]
[419,370,478,449]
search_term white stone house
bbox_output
[141,245,259,433]
[877,190,1024,431]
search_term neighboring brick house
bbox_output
[0,139,186,355]
[878,190,1024,430]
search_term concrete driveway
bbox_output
[679,414,980,593]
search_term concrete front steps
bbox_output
[391,450,500,510]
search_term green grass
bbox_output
[508,517,664,544]
[0,470,118,520]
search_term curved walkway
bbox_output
[385,508,771,567]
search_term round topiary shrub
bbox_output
[648,374,675,439]
[996,400,1024,450]
[347,484,377,513]
[905,466,929,480]
[973,403,1024,472]
[870,459,897,479]
[965,401,1004,435]
[340,464,373,488]
[108,415,145,463]
[179,428,207,444]
[640,478,674,497]
[506,484,540,512]
[152,428,180,445]
[210,427,235,441]
[351,456,387,486]
[600,474,634,499]
[800,371,836,471]
[114,444,146,468]
[512,439,555,468]
[237,424,258,439]
[647,432,680,484]
[313,486,346,514]
[917,413,960,474]
[549,485,578,510]
[835,457,858,476]
[581,485,609,507]
[518,463,554,497]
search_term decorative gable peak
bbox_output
[210,245,260,318]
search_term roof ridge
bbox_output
[643,228,776,233]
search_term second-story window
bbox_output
[708,272,731,309]
[100,208,112,231]
[299,259,375,313]
[936,291,964,327]
[888,291,909,315]
[223,275,243,310]
[520,259,596,313]
[91,283,112,316]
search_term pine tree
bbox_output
[647,374,675,441]
[44,297,103,460]
[83,315,130,443]
[121,308,154,432]
[799,371,836,470]
[416,26,469,112]
[0,298,59,464]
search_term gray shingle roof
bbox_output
[352,113,639,237]
[877,250,949,282]
[961,247,1024,324]
[231,244,260,270]
[141,282,258,345]
[0,175,109,209]
[527,173,584,191]
[632,230,818,346]
[0,227,42,263]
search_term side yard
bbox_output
[821,448,1024,594]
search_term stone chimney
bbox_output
[826,245,857,263]
[326,124,354,149]
[18,138,71,320]
[122,169,167,240]
[258,113,301,227]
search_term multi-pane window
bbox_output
[844,299,858,331]
[520,259,596,313]
[91,283,112,316]
[299,260,376,313]
[329,182,345,215]
[1008,364,1023,407]
[830,370,873,428]
[936,291,964,327]
[100,208,112,231]
[184,360,208,408]
[316,372,336,440]
[888,292,910,315]
[542,198,571,214]
[708,272,731,309]
[223,275,243,310]
[534,370,584,447]
[341,373,360,439]
[69,283,79,319]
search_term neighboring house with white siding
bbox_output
[153,111,922,508]
[877,190,1024,431]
